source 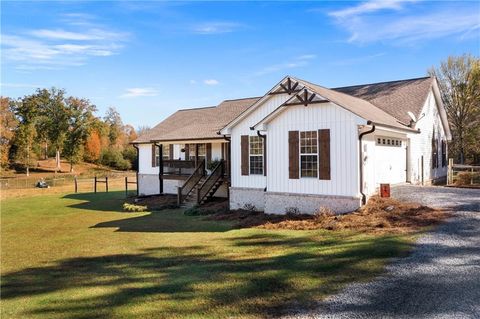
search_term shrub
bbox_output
[207,160,222,171]
[122,146,137,170]
[123,203,147,212]
[285,206,300,216]
[243,203,256,212]
[99,148,131,170]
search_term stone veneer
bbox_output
[265,192,361,214]
[229,187,265,211]
[230,187,361,214]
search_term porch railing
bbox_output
[163,160,196,176]
[197,160,224,204]
[177,160,205,205]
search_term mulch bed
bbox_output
[132,195,179,210]
[209,196,451,234]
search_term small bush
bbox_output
[285,207,300,216]
[243,203,256,212]
[123,203,147,212]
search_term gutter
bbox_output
[359,121,376,205]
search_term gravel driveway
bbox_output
[286,185,480,319]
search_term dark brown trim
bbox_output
[288,131,299,179]
[241,135,249,176]
[150,137,226,143]
[151,144,156,167]
[184,144,190,159]
[283,100,329,107]
[257,131,267,176]
[318,129,331,180]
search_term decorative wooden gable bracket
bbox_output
[269,77,302,95]
[284,88,328,107]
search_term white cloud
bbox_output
[203,79,219,85]
[192,22,243,34]
[329,0,415,19]
[120,88,158,98]
[254,54,317,77]
[1,14,129,70]
[327,1,480,44]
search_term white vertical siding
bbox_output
[138,143,158,175]
[266,102,362,197]
[231,94,292,189]
[407,90,448,184]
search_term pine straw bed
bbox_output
[208,196,451,234]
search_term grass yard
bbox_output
[1,191,414,318]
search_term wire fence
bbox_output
[0,173,137,197]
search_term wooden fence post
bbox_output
[125,176,128,197]
[94,176,97,193]
[448,158,453,185]
[74,177,78,193]
[106,176,109,193]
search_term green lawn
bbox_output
[1,191,413,318]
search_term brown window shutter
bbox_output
[318,129,331,180]
[184,144,190,159]
[263,135,267,176]
[169,144,174,159]
[206,143,212,164]
[241,135,249,176]
[151,144,156,167]
[288,131,299,179]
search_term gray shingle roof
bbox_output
[134,97,260,143]
[333,77,433,125]
[135,76,434,143]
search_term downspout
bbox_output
[257,131,267,192]
[132,144,139,197]
[359,121,376,205]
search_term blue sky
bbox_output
[1,1,479,128]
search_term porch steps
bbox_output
[181,177,224,208]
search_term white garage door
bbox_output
[374,136,407,185]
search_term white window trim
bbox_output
[249,136,264,175]
[299,130,318,178]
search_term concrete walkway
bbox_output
[286,185,480,319]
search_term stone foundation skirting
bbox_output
[265,192,361,215]
[138,174,182,196]
[229,187,265,211]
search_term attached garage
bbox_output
[373,135,407,185]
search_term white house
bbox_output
[133,76,451,214]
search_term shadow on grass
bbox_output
[1,233,412,318]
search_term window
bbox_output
[249,136,263,175]
[162,144,170,160]
[375,136,403,147]
[154,146,160,166]
[188,144,206,161]
[300,131,318,178]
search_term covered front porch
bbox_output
[137,139,231,205]
[153,139,231,180]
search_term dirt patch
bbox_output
[209,196,451,234]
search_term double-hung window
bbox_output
[249,136,264,175]
[188,144,206,162]
[162,144,170,160]
[300,131,318,178]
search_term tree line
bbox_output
[429,54,480,164]
[1,88,149,175]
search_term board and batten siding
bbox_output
[407,90,448,184]
[230,93,292,189]
[138,143,159,175]
[266,102,364,197]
